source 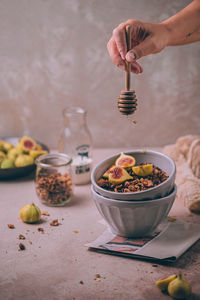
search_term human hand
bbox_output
[107,19,170,74]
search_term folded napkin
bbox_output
[163,135,200,214]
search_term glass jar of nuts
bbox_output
[35,153,73,206]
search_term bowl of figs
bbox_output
[0,136,49,179]
[91,150,177,237]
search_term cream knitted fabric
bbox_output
[163,135,200,214]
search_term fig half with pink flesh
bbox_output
[115,152,136,168]
[108,166,133,185]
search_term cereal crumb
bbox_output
[152,264,158,267]
[41,211,50,216]
[8,224,15,229]
[19,234,26,240]
[38,227,44,233]
[168,216,176,222]
[19,243,25,251]
[29,241,32,245]
[79,280,84,285]
[50,219,59,226]
[188,214,193,217]
[94,274,101,281]
[133,120,138,124]
[73,230,79,234]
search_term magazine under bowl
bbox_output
[91,150,176,201]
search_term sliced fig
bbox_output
[132,164,153,177]
[115,152,136,168]
[103,165,115,178]
[108,166,133,185]
[19,136,36,152]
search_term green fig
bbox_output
[20,203,41,223]
[0,141,4,151]
[108,166,133,185]
[115,152,136,168]
[0,151,6,159]
[29,150,48,159]
[7,148,21,160]
[0,141,14,153]
[168,272,191,299]
[1,158,15,169]
[15,154,34,167]
[155,274,177,292]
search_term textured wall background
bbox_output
[0,0,199,149]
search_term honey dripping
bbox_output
[127,115,138,125]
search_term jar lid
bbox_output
[35,153,72,168]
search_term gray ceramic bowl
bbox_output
[91,184,177,237]
[91,150,176,201]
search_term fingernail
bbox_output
[130,52,136,60]
[120,52,125,60]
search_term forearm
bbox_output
[162,0,200,45]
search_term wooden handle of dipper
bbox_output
[125,25,131,91]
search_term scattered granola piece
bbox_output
[19,234,26,240]
[73,230,79,234]
[41,211,50,216]
[79,280,84,285]
[29,241,32,245]
[168,216,177,222]
[94,274,101,282]
[8,224,15,229]
[19,243,25,251]
[133,120,138,124]
[152,264,158,267]
[50,219,59,226]
[188,214,193,217]
[38,227,44,233]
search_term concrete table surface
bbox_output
[0,148,200,300]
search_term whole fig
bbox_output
[1,158,15,169]
[15,154,34,167]
[155,274,177,292]
[168,272,191,299]
[20,203,41,223]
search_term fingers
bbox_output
[131,62,143,74]
[107,34,143,74]
[126,36,156,61]
[107,36,125,70]
[112,23,127,60]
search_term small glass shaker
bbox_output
[35,153,73,206]
[58,106,93,185]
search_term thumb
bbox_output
[126,37,155,61]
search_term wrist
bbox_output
[160,21,172,46]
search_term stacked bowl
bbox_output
[91,150,176,237]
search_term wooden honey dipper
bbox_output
[118,25,137,115]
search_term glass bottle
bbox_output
[58,106,93,185]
